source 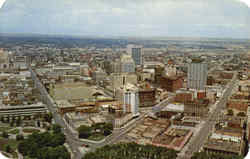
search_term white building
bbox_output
[14,56,29,69]
[120,54,135,73]
[187,59,208,90]
[117,83,140,117]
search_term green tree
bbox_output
[50,133,66,147]
[83,142,178,159]
[4,144,11,153]
[10,120,15,127]
[237,112,245,117]
[77,125,92,139]
[227,109,234,116]
[16,116,22,126]
[37,120,41,127]
[18,131,70,159]
[2,131,9,138]
[44,113,53,123]
[18,140,30,156]
[16,134,24,141]
[52,124,61,134]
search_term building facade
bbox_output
[160,76,183,92]
[127,44,143,66]
[184,99,209,117]
[120,54,135,73]
[187,60,208,90]
[124,90,140,117]
[139,88,156,107]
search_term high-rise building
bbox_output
[127,44,143,66]
[115,83,140,117]
[187,59,208,90]
[120,54,135,73]
[123,86,140,117]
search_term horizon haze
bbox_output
[0,0,250,39]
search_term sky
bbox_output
[0,0,250,38]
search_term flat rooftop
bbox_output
[204,139,241,153]
[53,82,101,100]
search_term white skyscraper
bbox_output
[187,59,208,90]
[123,84,140,117]
[127,44,143,66]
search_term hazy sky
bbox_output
[0,0,249,38]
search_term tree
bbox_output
[227,109,234,116]
[16,116,22,126]
[0,116,4,122]
[44,113,53,123]
[50,133,66,147]
[2,131,9,138]
[18,140,30,156]
[10,120,15,127]
[37,120,41,127]
[77,125,92,139]
[18,131,70,159]
[83,142,178,159]
[16,134,24,141]
[237,112,246,117]
[4,144,11,153]
[52,124,61,134]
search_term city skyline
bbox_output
[0,0,250,39]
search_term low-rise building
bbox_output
[139,87,156,107]
[184,99,209,117]
[203,128,245,156]
[160,75,183,92]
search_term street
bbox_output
[177,72,237,159]
[30,67,176,159]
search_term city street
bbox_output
[177,72,237,159]
[30,67,175,159]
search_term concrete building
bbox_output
[0,102,48,118]
[115,83,140,117]
[92,68,107,83]
[112,59,122,73]
[127,44,143,66]
[120,54,135,73]
[111,73,137,90]
[187,59,208,90]
[123,84,140,117]
[203,128,245,156]
[184,99,209,117]
[14,56,29,69]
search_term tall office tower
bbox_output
[127,44,143,66]
[187,59,208,90]
[120,54,135,73]
[123,84,140,117]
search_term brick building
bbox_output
[175,92,193,103]
[155,66,164,84]
[227,100,248,115]
[184,99,209,117]
[139,88,156,107]
[160,76,183,92]
[207,76,216,86]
